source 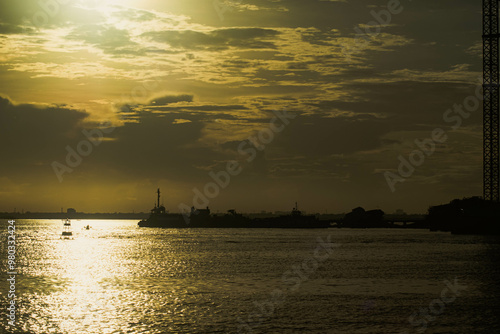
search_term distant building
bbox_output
[393,209,407,216]
[67,208,76,214]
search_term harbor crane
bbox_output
[483,0,500,201]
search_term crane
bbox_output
[483,0,500,201]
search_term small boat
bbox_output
[61,219,73,238]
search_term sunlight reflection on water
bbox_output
[1,220,499,333]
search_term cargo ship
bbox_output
[138,189,330,228]
[138,189,185,227]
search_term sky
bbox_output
[0,0,484,214]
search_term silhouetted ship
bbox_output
[138,189,185,228]
[138,189,329,228]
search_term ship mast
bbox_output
[157,188,161,208]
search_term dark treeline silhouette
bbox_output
[427,197,500,235]
[340,207,386,228]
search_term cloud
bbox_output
[149,94,194,106]
[114,7,158,22]
[172,119,192,124]
[143,28,280,50]
[0,95,88,174]
[0,1,37,25]
[0,0,485,212]
[66,24,142,55]
[0,94,214,183]
[0,23,32,34]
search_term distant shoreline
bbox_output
[0,211,425,224]
[0,212,150,220]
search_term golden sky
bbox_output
[0,0,484,213]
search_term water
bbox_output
[1,219,499,333]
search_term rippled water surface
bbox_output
[1,219,499,333]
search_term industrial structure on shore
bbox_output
[483,0,500,202]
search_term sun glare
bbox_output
[83,0,147,21]
[88,0,141,10]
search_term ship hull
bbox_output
[138,213,330,228]
[138,214,186,228]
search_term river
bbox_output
[1,219,499,333]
